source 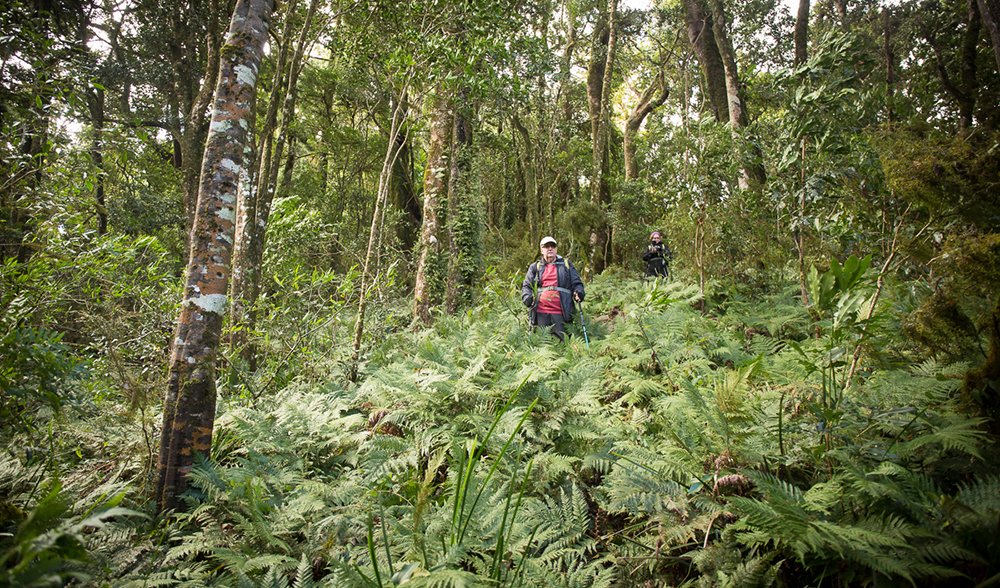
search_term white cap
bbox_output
[539,236,557,247]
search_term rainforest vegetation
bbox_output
[3,0,1000,585]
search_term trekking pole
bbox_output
[577,299,590,349]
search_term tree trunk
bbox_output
[413,95,452,325]
[797,137,810,305]
[170,0,226,234]
[927,0,980,133]
[588,0,618,274]
[156,0,273,513]
[682,0,729,122]
[349,89,409,381]
[557,20,577,216]
[624,71,669,180]
[883,7,897,126]
[794,0,810,66]
[445,100,475,314]
[230,0,317,367]
[980,0,1000,72]
[707,0,766,187]
[228,0,291,367]
[7,94,52,263]
[960,0,981,131]
[87,87,108,235]
[511,114,537,238]
[390,94,420,254]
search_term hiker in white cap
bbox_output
[521,236,585,342]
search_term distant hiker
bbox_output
[522,236,585,342]
[642,231,672,278]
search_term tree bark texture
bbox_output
[682,0,729,122]
[707,0,747,129]
[156,0,273,513]
[624,71,669,180]
[413,96,453,326]
[229,0,294,367]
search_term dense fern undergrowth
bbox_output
[3,263,1000,587]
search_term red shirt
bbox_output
[537,263,562,314]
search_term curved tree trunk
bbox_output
[624,71,669,181]
[156,0,273,513]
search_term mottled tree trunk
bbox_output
[624,71,669,180]
[413,95,452,325]
[156,0,273,513]
[169,0,225,233]
[228,0,290,367]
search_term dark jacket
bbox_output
[642,241,672,277]
[521,256,585,324]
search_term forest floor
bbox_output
[4,273,1000,586]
